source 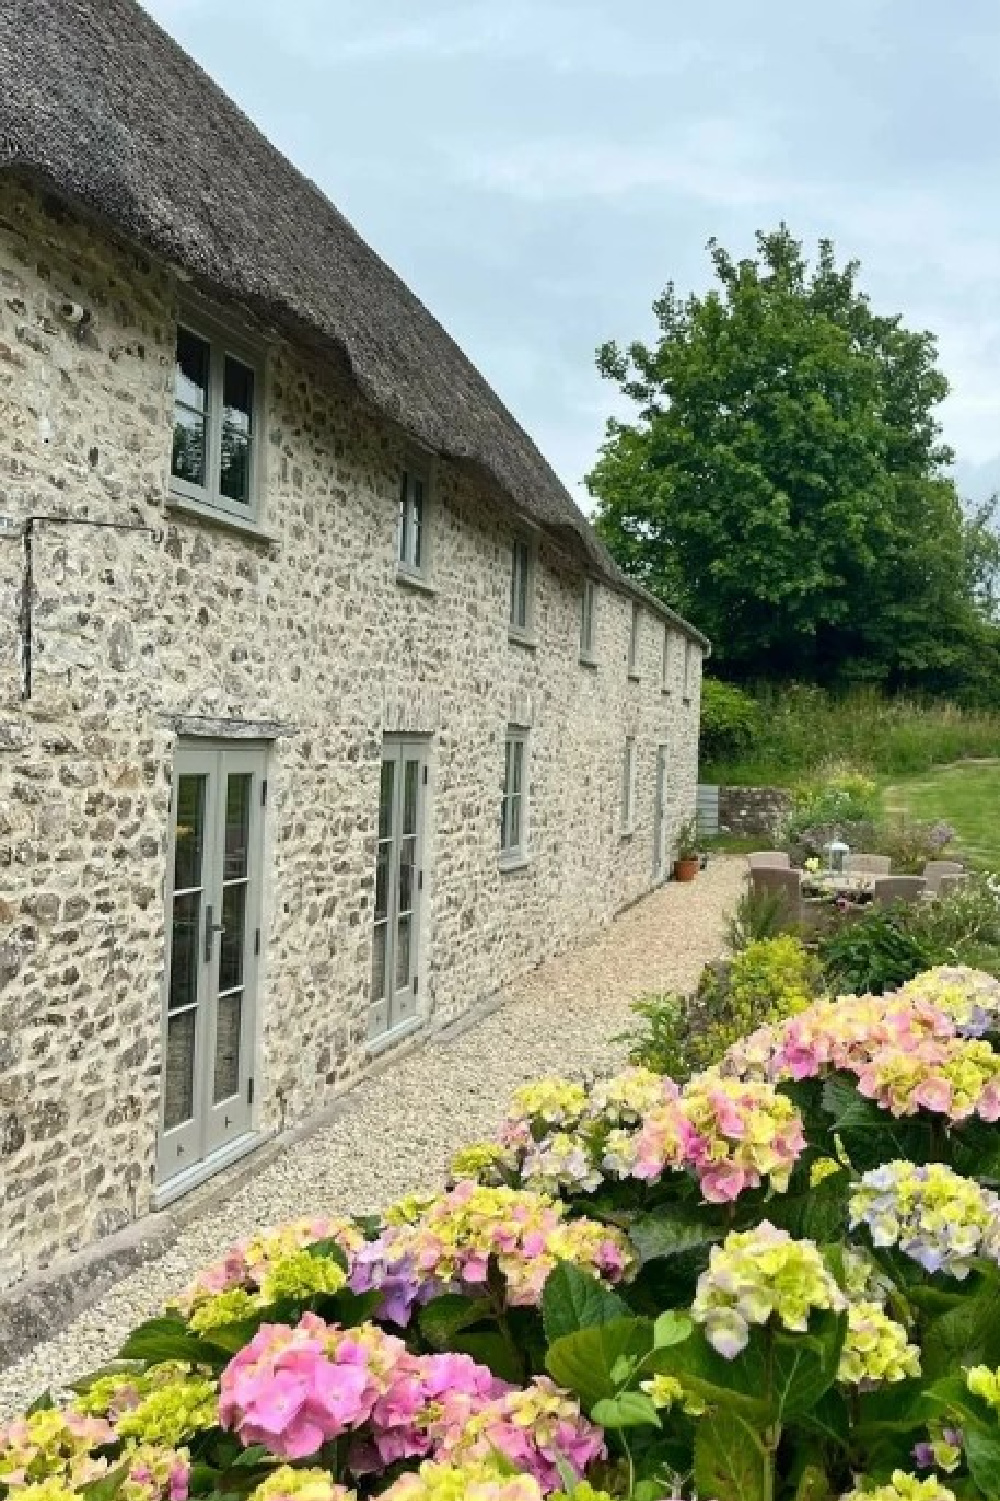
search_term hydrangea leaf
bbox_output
[591,1392,661,1430]
[418,1294,494,1349]
[545,1318,653,1410]
[541,1263,630,1343]
[694,1407,771,1501]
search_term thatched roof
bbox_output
[0,0,708,649]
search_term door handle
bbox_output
[204,904,225,962]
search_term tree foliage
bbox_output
[588,226,1000,694]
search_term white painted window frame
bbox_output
[169,308,265,527]
[661,625,672,693]
[683,640,696,703]
[508,532,537,646]
[628,602,641,679]
[580,577,597,664]
[621,735,637,837]
[500,726,529,868]
[396,455,435,588]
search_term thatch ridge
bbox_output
[0,0,708,648]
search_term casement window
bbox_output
[500,728,528,865]
[509,536,535,642]
[396,464,431,582]
[628,602,641,678]
[171,320,263,523]
[684,641,696,701]
[622,736,637,836]
[661,626,671,692]
[580,578,597,663]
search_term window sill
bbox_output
[682,696,692,706]
[508,628,537,651]
[579,653,598,669]
[620,827,635,841]
[166,493,279,546]
[499,853,530,874]
[627,672,641,683]
[396,566,437,596]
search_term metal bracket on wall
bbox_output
[1,514,164,702]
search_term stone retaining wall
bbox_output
[717,785,792,840]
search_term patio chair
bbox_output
[749,866,804,929]
[922,860,966,896]
[871,875,927,907]
[845,853,892,876]
[747,851,791,871]
[936,872,970,899]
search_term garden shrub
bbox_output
[12,966,1000,1501]
[818,904,945,994]
[698,678,762,766]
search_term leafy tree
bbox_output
[588,226,995,693]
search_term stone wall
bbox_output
[0,177,702,1288]
[717,785,792,840]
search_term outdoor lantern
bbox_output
[824,836,850,875]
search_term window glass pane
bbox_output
[395,914,411,990]
[412,478,424,568]
[375,843,390,921]
[168,892,201,1012]
[509,791,522,851]
[399,833,416,914]
[403,758,419,837]
[172,406,207,488]
[175,328,209,412]
[518,544,529,628]
[173,775,206,892]
[500,794,510,851]
[224,774,251,882]
[213,992,242,1104]
[511,738,523,795]
[372,923,388,1002]
[397,474,409,564]
[629,605,640,670]
[164,1009,196,1131]
[219,881,247,994]
[220,356,254,504]
[379,760,396,840]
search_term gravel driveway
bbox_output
[0,856,743,1414]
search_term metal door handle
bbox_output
[204,904,225,962]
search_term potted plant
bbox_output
[673,817,701,882]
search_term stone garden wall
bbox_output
[0,177,702,1288]
[717,785,792,840]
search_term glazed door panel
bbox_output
[370,739,427,1038]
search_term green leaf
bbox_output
[694,1407,771,1501]
[305,1239,348,1272]
[923,1285,1000,1378]
[545,1319,653,1410]
[628,1206,724,1264]
[653,1310,693,1349]
[591,1393,662,1430]
[645,1326,768,1419]
[230,1448,272,1470]
[793,1465,835,1501]
[80,1464,128,1501]
[541,1263,630,1344]
[418,1294,494,1349]
[797,1388,850,1449]
[25,1389,56,1414]
[117,1316,214,1366]
[964,1427,1000,1497]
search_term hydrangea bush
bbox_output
[7,970,1000,1501]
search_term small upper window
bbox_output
[501,728,528,864]
[171,321,262,522]
[397,465,429,579]
[580,578,597,662]
[684,641,696,701]
[622,736,637,835]
[510,536,535,641]
[628,602,641,678]
[661,626,671,691]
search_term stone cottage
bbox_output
[0,0,708,1294]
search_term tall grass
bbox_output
[702,684,1000,784]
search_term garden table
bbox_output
[801,872,875,900]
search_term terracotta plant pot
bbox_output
[673,857,700,882]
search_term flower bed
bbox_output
[6,972,1000,1500]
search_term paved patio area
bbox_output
[0,856,744,1414]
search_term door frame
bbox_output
[157,738,267,1187]
[369,735,430,1042]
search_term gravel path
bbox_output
[0,857,743,1413]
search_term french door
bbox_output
[159,742,266,1182]
[370,738,427,1039]
[653,744,669,881]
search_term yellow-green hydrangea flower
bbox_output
[967,1364,1000,1412]
[114,1377,218,1448]
[838,1302,920,1385]
[639,1374,706,1416]
[249,1466,356,1501]
[450,1143,511,1183]
[258,1249,347,1304]
[840,1471,956,1501]
[380,1459,542,1501]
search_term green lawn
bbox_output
[882,760,1000,869]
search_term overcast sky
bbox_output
[144,0,1000,510]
